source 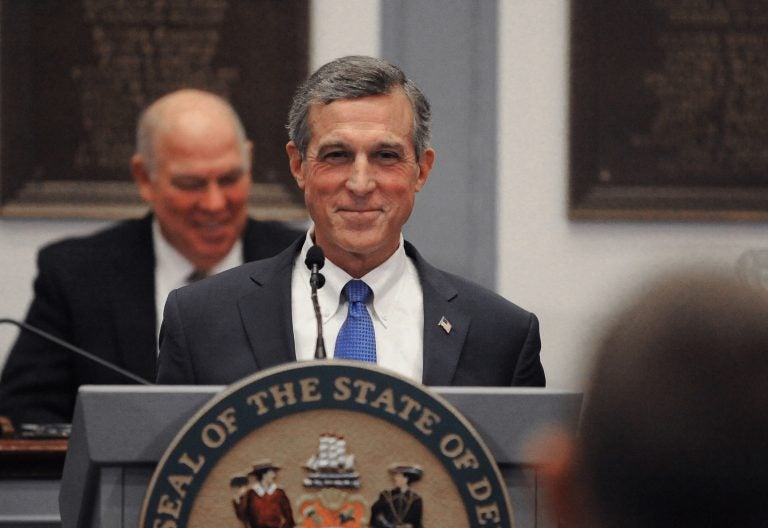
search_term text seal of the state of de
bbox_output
[140,360,515,527]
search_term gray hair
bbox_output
[135,89,250,176]
[287,55,432,159]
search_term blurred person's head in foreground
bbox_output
[539,270,768,528]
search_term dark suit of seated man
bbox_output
[157,56,544,387]
[0,89,302,425]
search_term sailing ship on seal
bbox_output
[303,433,361,488]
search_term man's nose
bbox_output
[345,156,376,194]
[199,182,227,211]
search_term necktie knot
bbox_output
[344,279,372,304]
[335,280,376,363]
[186,269,207,284]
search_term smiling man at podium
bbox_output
[157,56,545,388]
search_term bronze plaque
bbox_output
[0,0,308,220]
[570,0,768,220]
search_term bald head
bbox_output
[130,89,253,271]
[135,89,250,176]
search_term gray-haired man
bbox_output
[157,56,544,387]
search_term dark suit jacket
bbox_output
[157,238,544,387]
[371,488,422,528]
[0,214,302,424]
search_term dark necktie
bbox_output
[186,269,207,284]
[334,280,376,362]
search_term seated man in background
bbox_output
[539,271,768,527]
[0,89,302,425]
[157,56,544,387]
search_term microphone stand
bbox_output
[305,245,327,359]
[0,318,152,386]
[310,269,327,359]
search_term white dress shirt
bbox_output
[291,231,424,382]
[152,220,243,346]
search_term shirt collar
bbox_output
[252,482,277,496]
[297,231,408,328]
[152,219,242,282]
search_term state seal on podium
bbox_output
[140,361,514,527]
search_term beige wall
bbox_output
[497,1,768,389]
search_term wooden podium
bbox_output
[58,385,581,528]
[0,436,67,528]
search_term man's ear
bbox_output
[131,154,155,203]
[286,141,306,189]
[415,148,435,192]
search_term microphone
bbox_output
[305,245,326,290]
[0,318,152,386]
[304,246,327,359]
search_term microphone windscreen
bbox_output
[305,245,325,270]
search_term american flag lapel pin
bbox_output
[438,316,453,334]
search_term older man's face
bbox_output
[134,113,251,271]
[287,88,434,277]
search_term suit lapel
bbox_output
[110,216,158,382]
[232,238,470,382]
[237,240,302,369]
[406,242,470,386]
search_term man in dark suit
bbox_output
[157,56,544,387]
[0,89,302,424]
[370,464,424,528]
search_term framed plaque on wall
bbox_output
[0,0,309,221]
[570,0,768,221]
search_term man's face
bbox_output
[133,116,251,271]
[262,469,277,485]
[287,89,434,277]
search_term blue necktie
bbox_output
[334,280,376,362]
